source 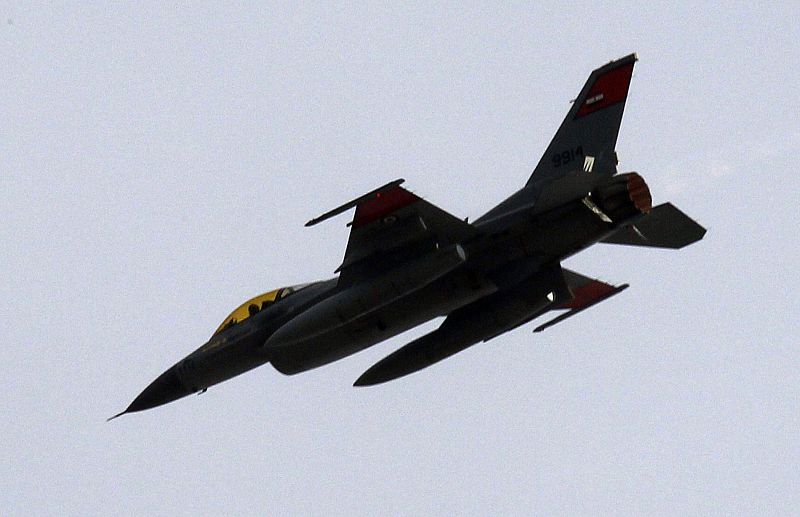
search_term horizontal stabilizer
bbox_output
[602,202,706,249]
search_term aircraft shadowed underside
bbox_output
[111,54,705,419]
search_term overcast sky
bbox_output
[3,3,799,515]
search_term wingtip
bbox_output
[304,178,409,228]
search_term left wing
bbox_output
[306,180,476,286]
[533,269,628,332]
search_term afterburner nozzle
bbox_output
[624,172,652,214]
[592,172,652,221]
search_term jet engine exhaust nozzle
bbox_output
[591,172,652,221]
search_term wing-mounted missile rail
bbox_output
[305,178,407,227]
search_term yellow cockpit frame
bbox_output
[212,284,312,337]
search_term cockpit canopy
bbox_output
[212,283,314,337]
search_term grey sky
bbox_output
[3,3,799,515]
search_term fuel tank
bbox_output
[354,265,569,385]
[263,244,467,349]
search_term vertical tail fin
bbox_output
[526,53,637,186]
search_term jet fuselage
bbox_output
[113,53,705,418]
[120,191,631,415]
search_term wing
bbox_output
[306,179,476,286]
[533,269,628,332]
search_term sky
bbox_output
[2,2,799,515]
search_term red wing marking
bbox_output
[576,63,634,118]
[352,186,419,228]
[561,280,616,310]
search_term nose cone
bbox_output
[109,366,190,420]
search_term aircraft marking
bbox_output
[552,145,584,168]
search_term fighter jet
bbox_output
[111,53,705,419]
